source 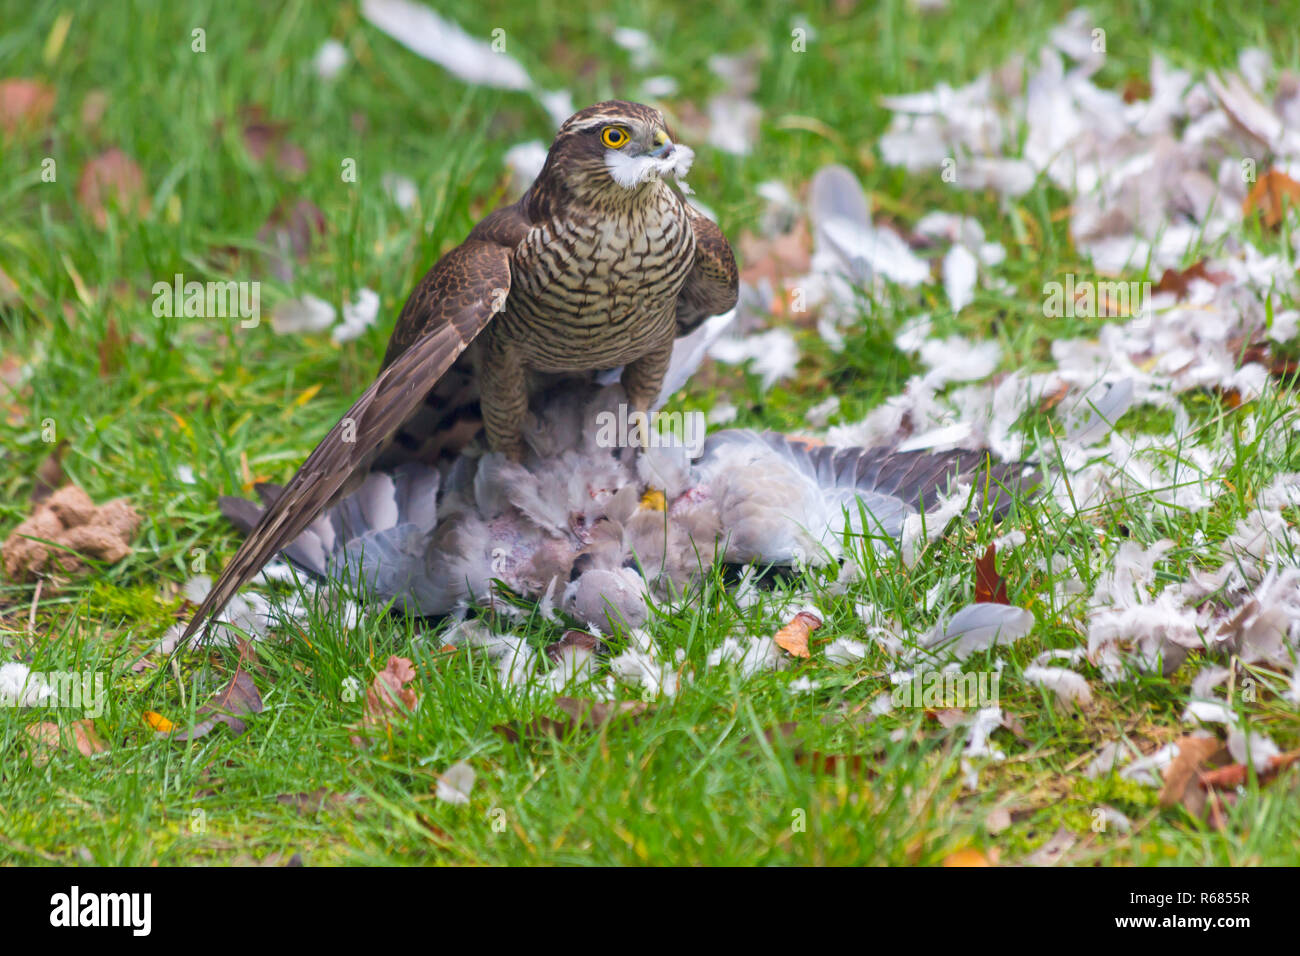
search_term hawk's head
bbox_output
[539,101,695,202]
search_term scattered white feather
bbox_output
[824,638,871,665]
[435,760,476,804]
[271,295,335,335]
[504,140,548,196]
[381,173,418,210]
[361,0,532,90]
[312,39,349,80]
[708,328,799,391]
[943,244,977,313]
[0,663,53,707]
[1227,728,1281,771]
[706,636,783,678]
[1023,665,1092,706]
[924,603,1035,660]
[333,288,380,343]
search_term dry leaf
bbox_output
[544,630,601,663]
[233,105,309,177]
[495,696,649,742]
[276,788,362,815]
[774,610,821,658]
[77,148,150,228]
[351,656,419,744]
[931,708,968,728]
[0,78,55,137]
[142,710,174,733]
[25,719,106,765]
[1243,169,1300,229]
[365,655,418,721]
[80,90,108,132]
[974,543,1010,604]
[171,646,264,741]
[739,221,812,289]
[97,316,124,378]
[1198,747,1300,791]
[1157,735,1224,809]
[1035,380,1072,414]
[257,198,327,283]
[1154,259,1232,298]
[747,722,875,777]
[554,696,646,726]
[942,847,992,866]
[1120,74,1152,104]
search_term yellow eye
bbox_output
[601,126,630,148]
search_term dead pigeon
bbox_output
[220,383,1032,633]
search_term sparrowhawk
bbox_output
[180,101,739,645]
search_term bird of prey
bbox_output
[180,101,739,645]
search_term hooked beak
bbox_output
[649,129,674,158]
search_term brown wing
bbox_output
[676,204,739,335]
[374,204,533,466]
[178,238,514,647]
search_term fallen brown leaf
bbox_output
[931,708,968,728]
[365,655,418,721]
[747,722,875,777]
[276,788,363,815]
[25,719,106,765]
[1121,74,1152,104]
[1157,735,1225,810]
[774,610,821,658]
[974,543,1010,605]
[171,644,264,741]
[739,221,812,289]
[1243,169,1300,229]
[0,78,55,137]
[985,807,1013,834]
[350,655,419,744]
[942,847,992,866]
[1154,259,1232,298]
[232,105,309,177]
[554,696,646,727]
[97,316,124,378]
[77,148,150,228]
[257,198,327,283]
[494,696,649,742]
[544,629,601,663]
[1198,747,1300,791]
[79,90,108,132]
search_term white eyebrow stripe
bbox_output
[568,118,624,132]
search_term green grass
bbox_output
[2,0,1300,865]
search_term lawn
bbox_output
[2,0,1299,866]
